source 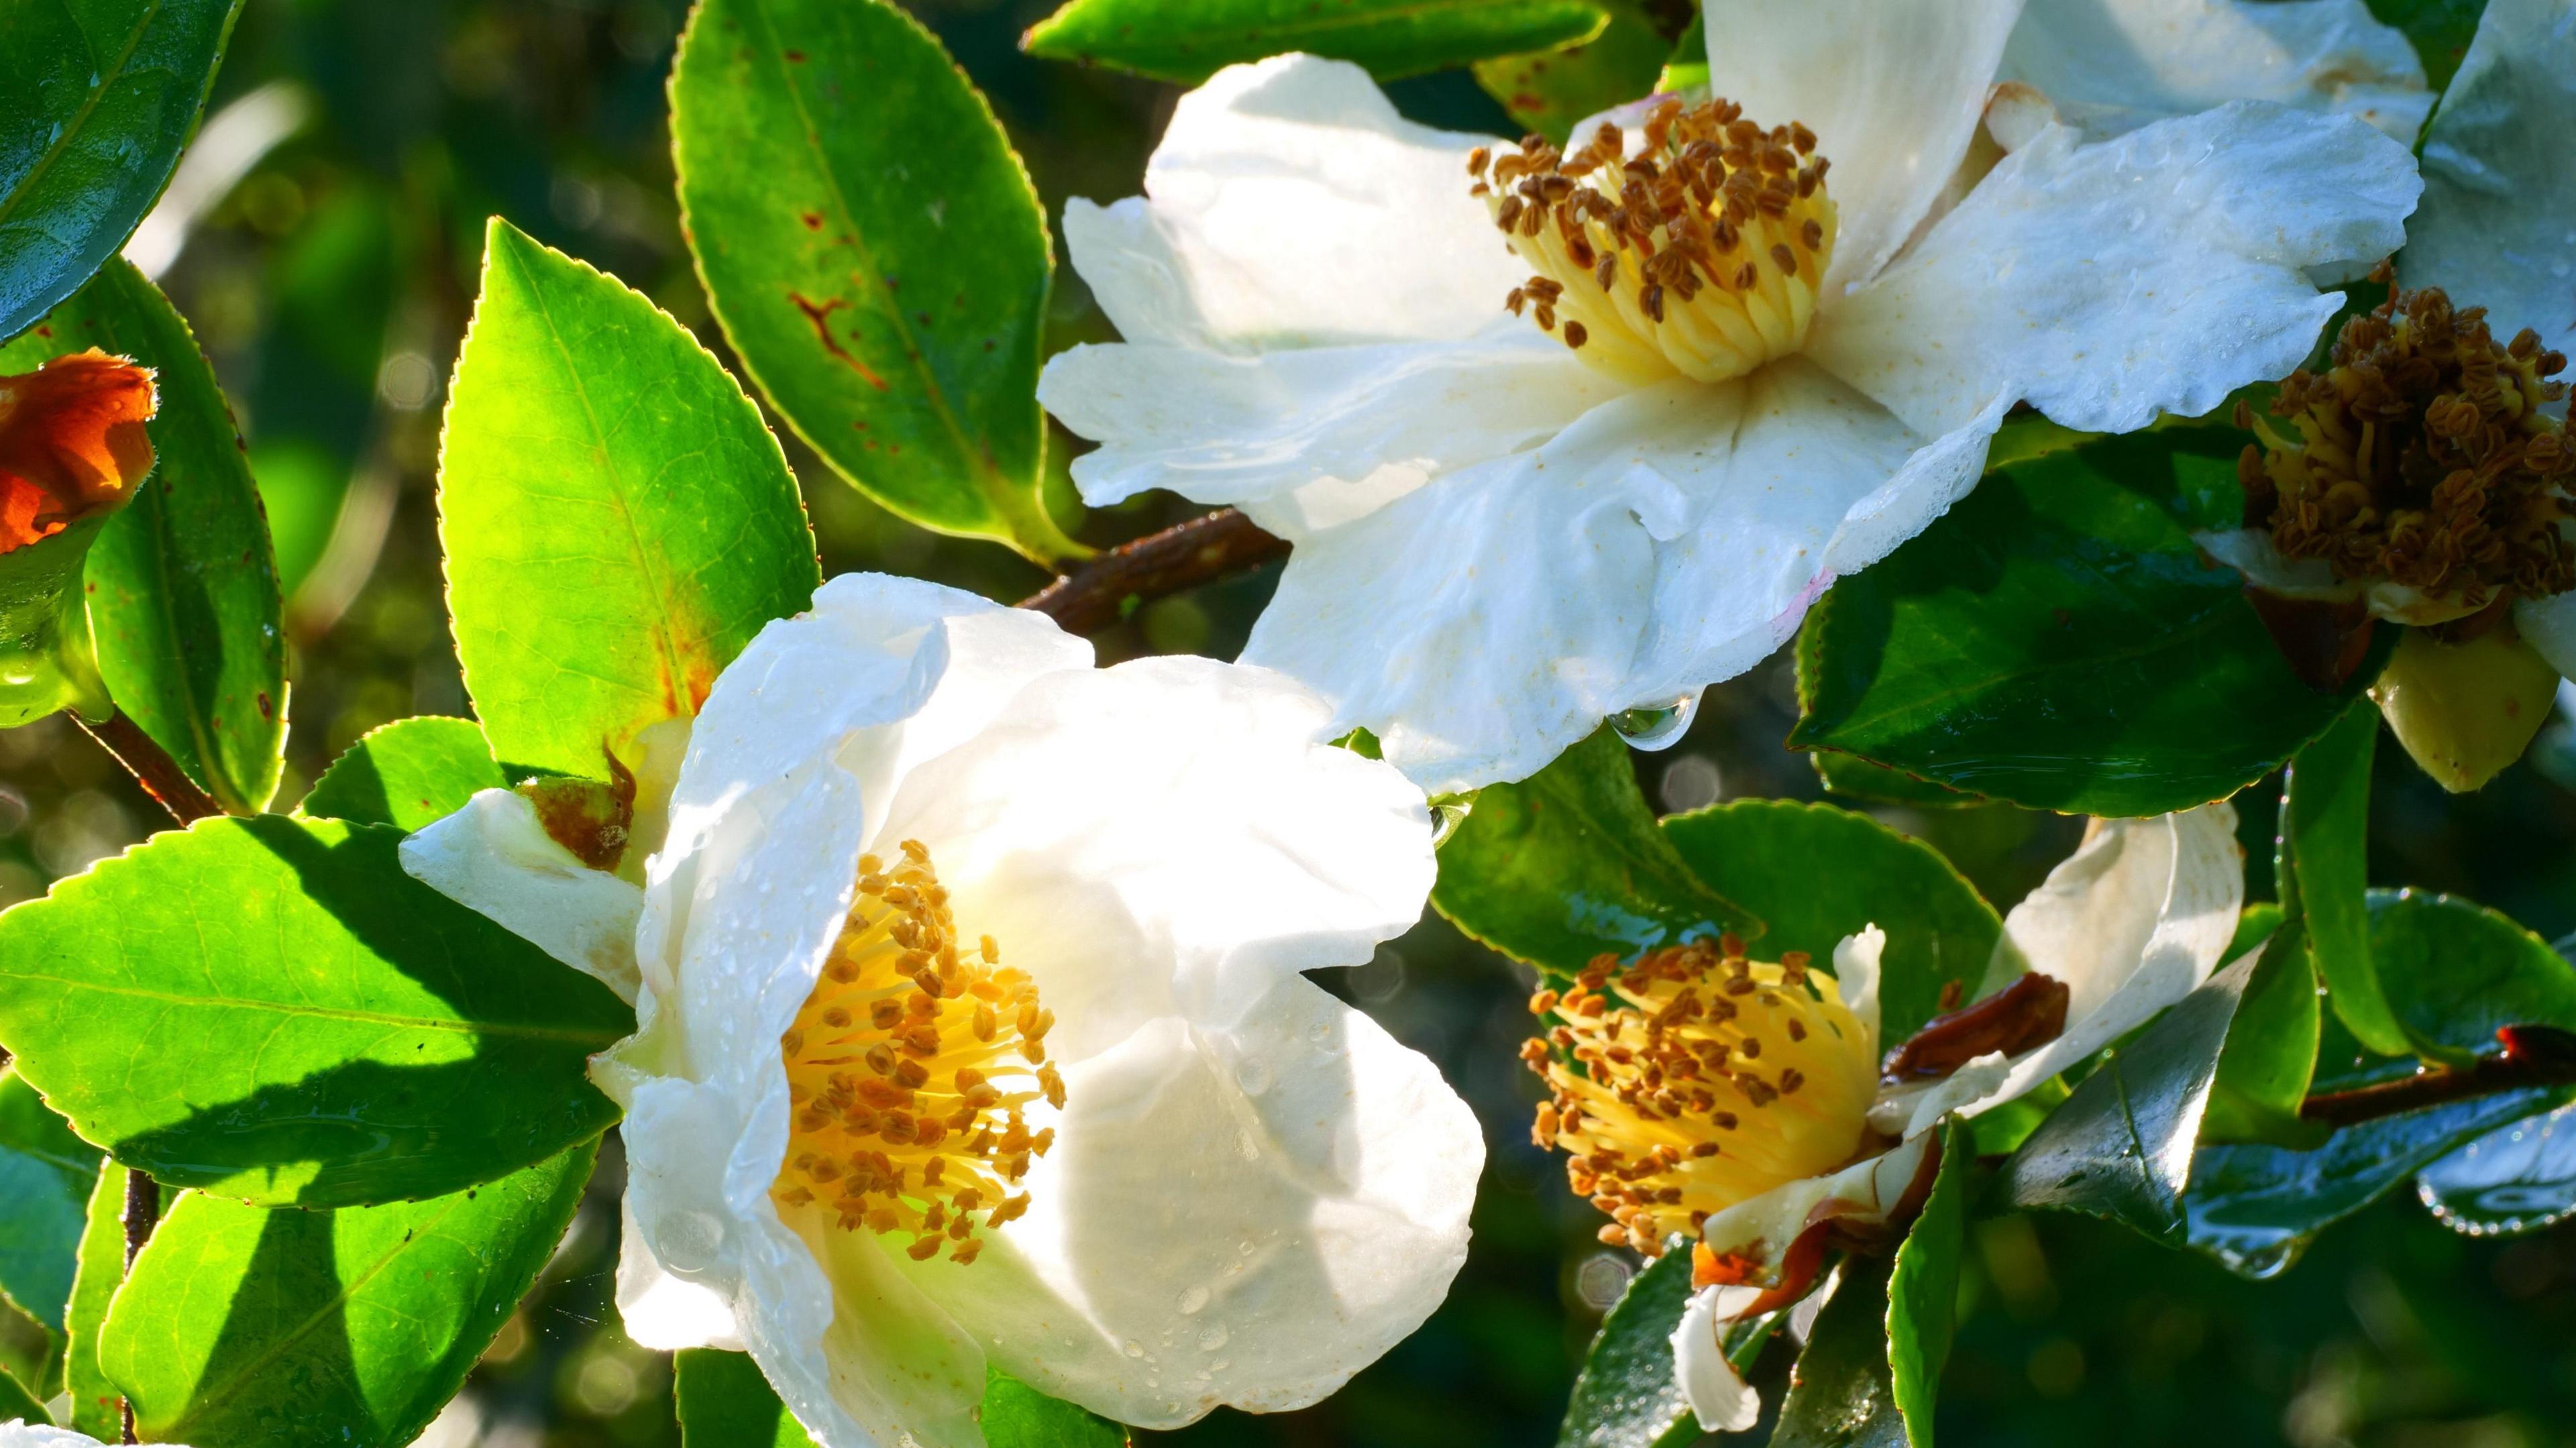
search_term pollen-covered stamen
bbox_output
[1470,98,1837,385]
[1522,935,1878,1256]
[2241,282,2575,616]
[773,839,1061,1267]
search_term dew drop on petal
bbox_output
[1197,1324,1230,1352]
[1177,1284,1211,1316]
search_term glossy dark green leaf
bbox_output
[981,1369,1126,1447]
[676,1348,817,1447]
[299,716,510,832]
[2366,0,2486,88]
[1791,438,2380,817]
[2416,1100,2576,1236]
[0,815,630,1207]
[2370,889,2576,1065]
[62,1160,123,1437]
[1996,950,2258,1241]
[1022,0,1610,83]
[1770,1254,1904,1448]
[1661,800,2000,1046]
[2281,700,2402,1054]
[1432,727,1751,977]
[1472,0,1667,145]
[1810,751,1986,810]
[673,0,1083,563]
[0,1361,42,1422]
[101,1139,595,1445]
[1888,1121,1973,1446]
[442,219,820,781]
[2199,918,2326,1148]
[0,0,244,343]
[0,260,286,812]
[0,1070,99,1333]
[1556,1245,1692,1448]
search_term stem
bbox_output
[1018,508,1287,636]
[77,710,223,826]
[119,1168,160,1444]
[2299,1024,2576,1127]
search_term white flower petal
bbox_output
[0,1427,129,1447]
[878,655,1436,1054]
[2404,0,2576,364]
[1672,1288,1762,1433]
[1811,104,2419,439]
[897,974,1481,1427]
[398,788,644,1003]
[1869,1050,2012,1138]
[1833,925,1888,1049]
[616,1195,741,1351]
[2195,527,2481,626]
[1038,325,1614,537]
[2517,591,2576,680]
[1063,54,1520,352]
[1696,1132,1938,1273]
[2002,0,2430,144]
[1705,0,2025,294]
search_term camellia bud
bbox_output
[2369,623,2560,792]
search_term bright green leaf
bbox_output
[673,0,1083,563]
[1655,9,1705,92]
[441,219,820,781]
[2200,919,2327,1149]
[0,1070,99,1333]
[1556,1245,1693,1448]
[102,1140,595,1445]
[299,716,511,831]
[0,260,287,813]
[1792,437,2381,816]
[0,513,113,729]
[2370,889,2576,1065]
[1022,0,1611,83]
[1887,1121,1973,1445]
[2281,700,2402,1053]
[1473,1,1667,145]
[1432,727,1752,978]
[1661,799,2000,1045]
[62,1161,123,1437]
[0,0,244,343]
[677,1348,816,1447]
[2416,1100,2576,1236]
[0,815,630,1207]
[981,1368,1126,1447]
[1770,1253,1904,1448]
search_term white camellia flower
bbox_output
[1510,807,2239,1431]
[0,1427,152,1448]
[1037,0,2422,793]
[399,574,1483,1446]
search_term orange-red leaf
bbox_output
[0,350,156,554]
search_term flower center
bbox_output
[2241,282,2575,616]
[1521,935,1877,1255]
[773,839,1061,1267]
[1470,98,1837,386]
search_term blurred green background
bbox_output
[15,1,2576,1443]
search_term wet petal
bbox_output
[398,787,645,1003]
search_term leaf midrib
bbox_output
[0,0,168,233]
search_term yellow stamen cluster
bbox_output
[1470,97,1837,385]
[773,840,1061,1267]
[1521,935,1878,1256]
[2242,284,2575,614]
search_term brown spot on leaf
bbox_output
[800,211,824,231]
[788,292,890,392]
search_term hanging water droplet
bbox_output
[1610,692,1700,751]
[1428,797,1471,846]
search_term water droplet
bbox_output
[655,1210,727,1272]
[1177,1284,1211,1315]
[1235,1129,1260,1161]
[1197,1323,1230,1352]
[1239,1238,1258,1256]
[1611,692,1700,751]
[1123,1340,1146,1359]
[1234,1058,1273,1097]
[1429,799,1471,846]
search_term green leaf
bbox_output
[1022,0,1611,83]
[1654,8,1705,93]
[672,0,1083,563]
[1887,1122,1973,1446]
[677,1348,817,1447]
[2416,1100,2576,1236]
[1432,727,1752,978]
[441,219,820,781]
[0,1359,42,1423]
[1770,1254,1904,1448]
[1473,0,1668,145]
[0,0,244,343]
[1791,436,2381,817]
[2199,919,2326,1149]
[62,1161,123,1437]
[102,1139,596,1445]
[1660,799,2000,1045]
[2280,700,2402,1054]
[2366,0,2486,89]
[0,260,286,812]
[1810,750,1987,810]
[981,1368,1127,1447]
[0,1070,100,1333]
[300,716,511,832]
[0,815,630,1207]
[0,513,112,728]
[2370,889,2576,1065]
[1556,1246,1693,1448]
[1996,950,2259,1241]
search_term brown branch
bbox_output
[1018,508,1287,635]
[119,1167,160,1444]
[2300,1024,2576,1127]
[77,710,223,826]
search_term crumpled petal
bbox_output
[2194,526,2474,626]
[2516,591,2576,680]
[2404,0,2576,365]
[398,787,645,1003]
[1672,1286,1763,1433]
[1695,1133,1938,1284]
[1062,54,1520,352]
[892,972,1482,1427]
[1810,103,2419,439]
[2001,0,2430,144]
[1704,0,2025,295]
